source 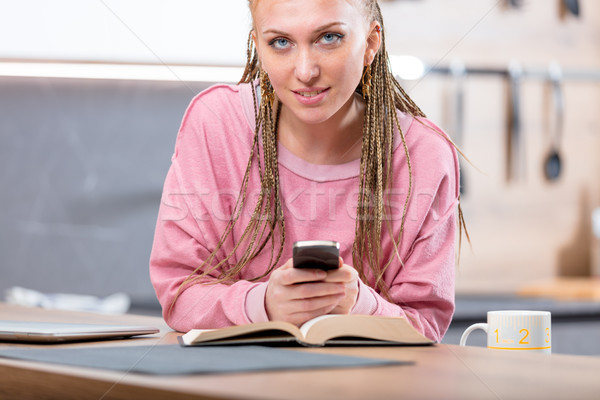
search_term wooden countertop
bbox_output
[1,304,600,399]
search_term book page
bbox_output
[301,315,432,346]
[182,321,301,345]
[299,315,339,339]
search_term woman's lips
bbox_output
[292,87,330,105]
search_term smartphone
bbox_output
[293,240,340,271]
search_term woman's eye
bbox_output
[320,33,343,45]
[269,38,290,50]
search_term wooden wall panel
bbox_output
[380,0,600,293]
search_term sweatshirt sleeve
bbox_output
[349,119,459,342]
[351,205,457,342]
[149,84,266,332]
[149,164,266,332]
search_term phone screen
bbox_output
[293,240,340,271]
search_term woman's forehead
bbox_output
[251,0,366,31]
[250,0,362,9]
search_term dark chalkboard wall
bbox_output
[0,76,210,307]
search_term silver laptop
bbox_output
[0,320,160,343]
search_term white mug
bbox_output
[459,310,551,354]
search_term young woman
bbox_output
[150,0,464,342]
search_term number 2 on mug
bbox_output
[519,329,529,344]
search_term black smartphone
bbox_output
[293,240,340,271]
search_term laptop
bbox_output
[0,320,160,343]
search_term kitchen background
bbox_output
[1,0,599,354]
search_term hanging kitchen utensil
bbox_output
[560,0,580,18]
[450,59,467,195]
[506,0,524,9]
[506,61,524,182]
[544,62,564,181]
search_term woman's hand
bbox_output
[323,258,359,315]
[265,258,359,326]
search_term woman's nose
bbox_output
[294,49,319,83]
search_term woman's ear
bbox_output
[251,29,263,67]
[364,21,382,65]
[251,30,258,51]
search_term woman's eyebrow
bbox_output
[262,21,346,36]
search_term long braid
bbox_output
[168,32,285,315]
[357,1,467,299]
[353,1,424,298]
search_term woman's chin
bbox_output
[280,105,335,126]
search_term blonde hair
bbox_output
[170,0,467,312]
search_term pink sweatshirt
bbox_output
[150,82,459,341]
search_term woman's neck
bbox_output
[277,93,365,165]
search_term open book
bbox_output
[179,314,434,347]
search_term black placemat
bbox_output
[0,344,409,375]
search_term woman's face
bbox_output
[252,0,380,126]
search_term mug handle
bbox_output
[459,323,488,346]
